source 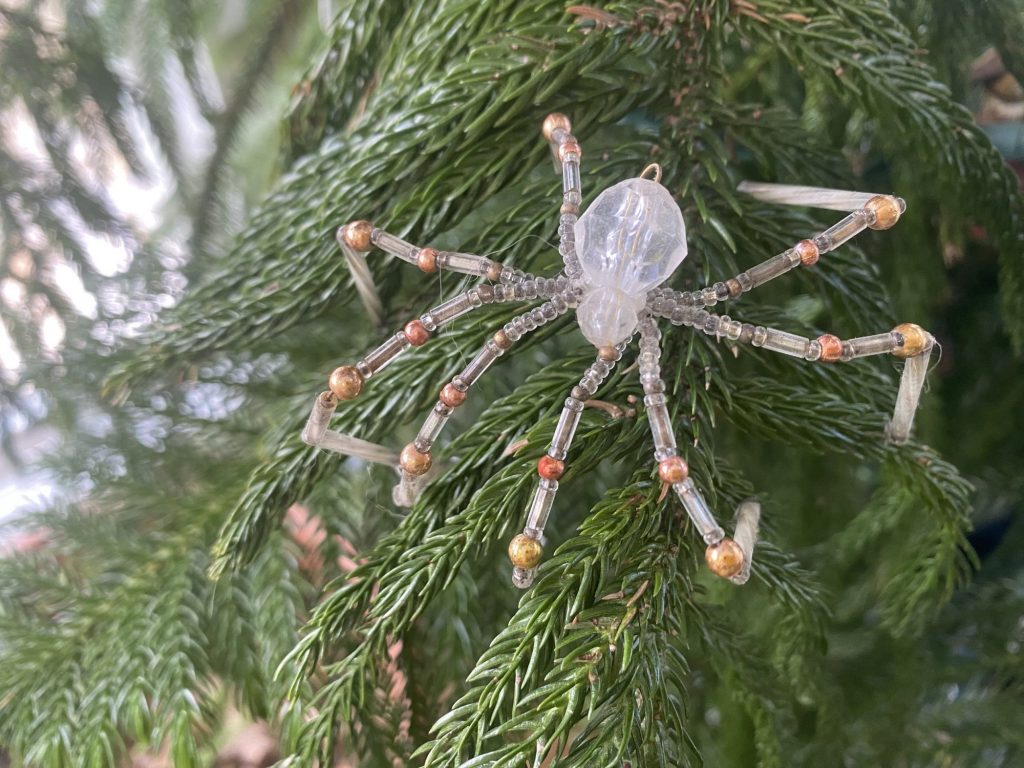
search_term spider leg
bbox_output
[508,340,628,589]
[653,303,936,444]
[395,286,579,507]
[336,220,531,324]
[541,113,584,280]
[302,277,569,465]
[677,187,905,308]
[636,315,759,584]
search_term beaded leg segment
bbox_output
[302,277,578,506]
[509,341,626,589]
[303,112,935,590]
[395,288,579,506]
[635,315,760,583]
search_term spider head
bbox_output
[574,177,687,346]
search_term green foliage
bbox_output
[2,0,1023,766]
[0,499,304,766]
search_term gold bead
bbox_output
[399,443,432,476]
[328,365,363,400]
[485,262,503,282]
[508,534,543,569]
[892,322,931,359]
[658,456,689,484]
[865,195,904,230]
[725,278,743,298]
[341,220,374,251]
[542,113,571,141]
[816,333,843,363]
[597,345,618,362]
[795,239,819,266]
[493,330,513,350]
[416,247,438,273]
[705,538,744,579]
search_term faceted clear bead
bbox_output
[575,178,687,346]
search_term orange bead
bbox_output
[403,319,429,346]
[416,247,438,273]
[399,443,432,476]
[537,456,565,480]
[892,323,931,359]
[542,113,571,141]
[439,383,466,408]
[558,141,581,162]
[328,365,363,400]
[865,195,904,230]
[795,239,819,266]
[508,534,543,569]
[658,456,689,484]
[341,220,374,251]
[705,538,745,579]
[817,334,843,363]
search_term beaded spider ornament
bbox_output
[302,113,935,589]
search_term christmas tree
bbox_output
[2,1,1023,766]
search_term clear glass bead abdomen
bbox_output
[575,178,688,346]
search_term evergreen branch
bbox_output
[414,475,689,767]
[733,0,1024,348]
[162,0,221,120]
[282,0,412,160]
[104,0,698,394]
[721,376,974,635]
[0,502,303,766]
[63,6,150,179]
[190,0,306,259]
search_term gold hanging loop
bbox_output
[639,163,663,183]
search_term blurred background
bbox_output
[1,0,1023,766]
[1,1,331,764]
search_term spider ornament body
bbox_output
[302,113,935,589]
